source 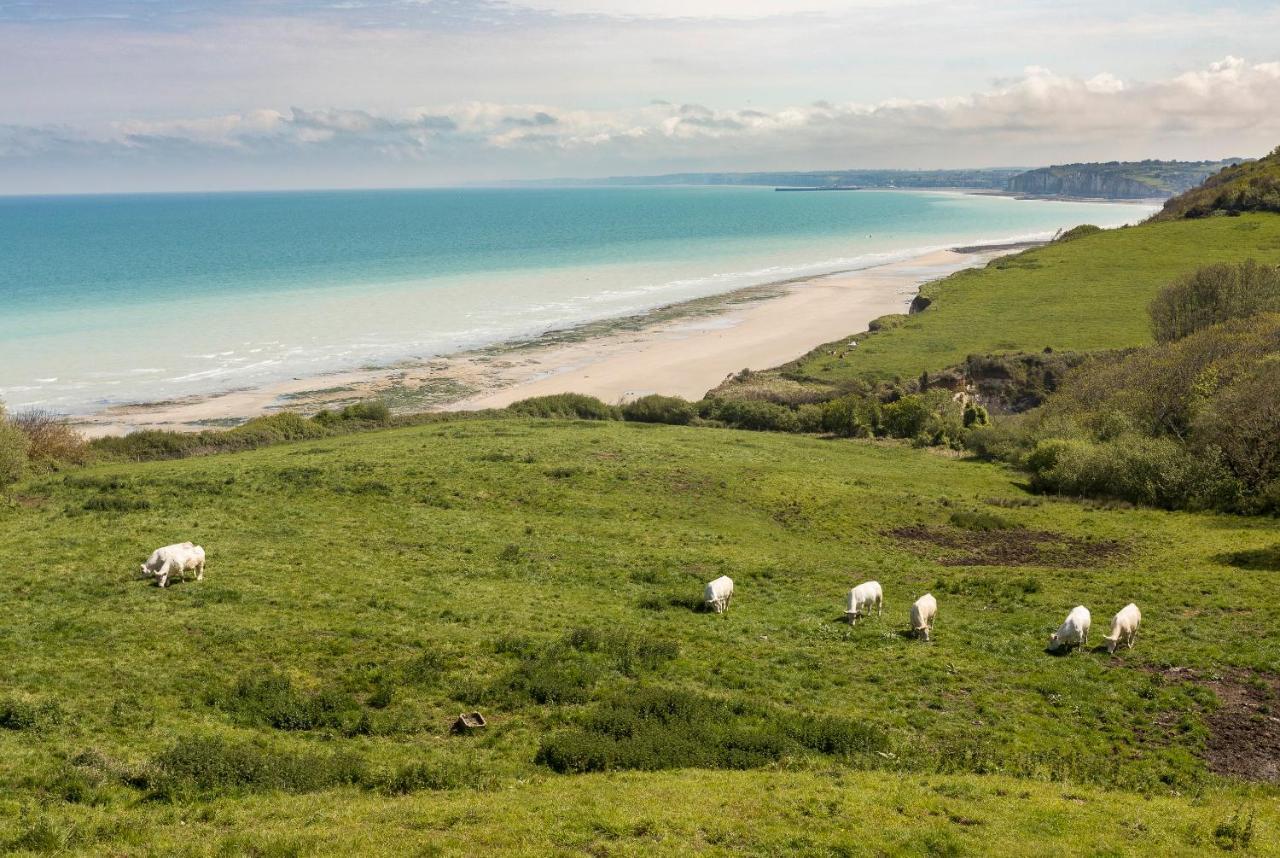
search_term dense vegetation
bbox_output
[972,294,1280,513]
[1153,146,1280,220]
[1149,259,1280,342]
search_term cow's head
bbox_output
[1048,632,1060,649]
[140,563,150,578]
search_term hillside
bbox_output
[1005,159,1239,200]
[1,419,1277,854]
[773,213,1280,387]
[1152,146,1280,220]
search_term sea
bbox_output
[0,187,1154,414]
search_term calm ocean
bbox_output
[0,187,1152,413]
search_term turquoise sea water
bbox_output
[0,187,1153,413]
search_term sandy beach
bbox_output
[72,245,1019,437]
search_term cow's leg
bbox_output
[196,560,204,581]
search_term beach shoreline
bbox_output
[69,242,1029,437]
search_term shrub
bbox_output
[820,394,879,438]
[383,758,496,794]
[0,697,64,730]
[1055,224,1102,242]
[880,395,932,438]
[337,400,392,424]
[962,402,989,428]
[710,399,800,432]
[1026,436,1233,509]
[82,495,152,513]
[8,409,88,466]
[0,402,30,485]
[535,687,886,774]
[1191,361,1280,509]
[147,736,367,797]
[90,429,199,461]
[217,671,362,732]
[503,651,601,705]
[621,394,695,425]
[508,393,618,421]
[1149,260,1280,343]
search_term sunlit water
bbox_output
[0,187,1154,413]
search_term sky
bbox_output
[1,0,1279,193]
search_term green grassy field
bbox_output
[787,214,1280,385]
[2,418,1277,854]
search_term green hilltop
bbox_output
[1151,146,1280,220]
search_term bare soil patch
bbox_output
[888,525,1126,567]
[1151,666,1280,783]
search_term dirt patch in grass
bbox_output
[888,525,1126,567]
[1151,666,1280,784]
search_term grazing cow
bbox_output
[910,593,937,641]
[704,575,734,613]
[1049,605,1091,652]
[845,580,883,625]
[1103,603,1141,654]
[141,542,206,588]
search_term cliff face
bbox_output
[1008,170,1162,199]
[1007,159,1241,200]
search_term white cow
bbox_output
[1102,603,1141,654]
[141,542,206,588]
[845,580,883,625]
[704,575,734,613]
[1049,605,1091,652]
[910,593,937,641]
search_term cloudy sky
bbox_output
[2,0,1279,193]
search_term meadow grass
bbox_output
[1,418,1277,854]
[789,213,1280,384]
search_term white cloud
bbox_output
[3,54,1279,192]
[18,56,1272,158]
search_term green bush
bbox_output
[0,697,64,730]
[620,394,695,425]
[880,395,932,438]
[7,409,89,467]
[1150,260,1280,343]
[383,758,496,794]
[535,686,886,774]
[1055,224,1103,242]
[507,394,618,421]
[216,671,363,732]
[1191,361,1280,510]
[147,736,367,798]
[710,399,800,432]
[820,394,879,437]
[1026,436,1234,509]
[0,403,30,485]
[338,400,392,424]
[90,429,200,461]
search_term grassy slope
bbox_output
[787,213,1280,385]
[1152,147,1280,220]
[1,419,1277,854]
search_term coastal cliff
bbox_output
[1007,159,1241,200]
